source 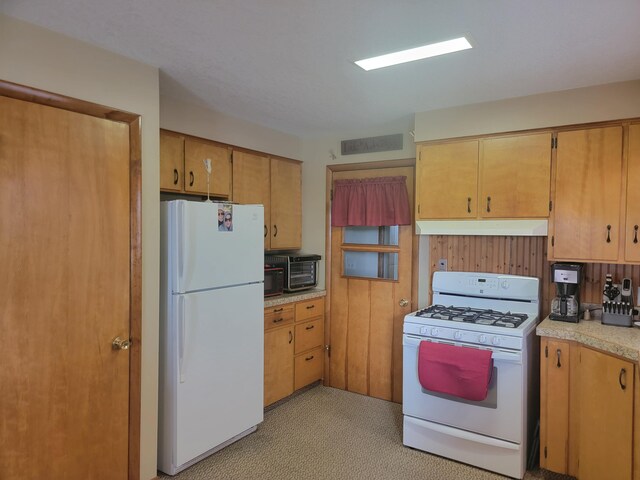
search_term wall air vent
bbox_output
[341,133,403,155]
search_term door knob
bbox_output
[112,336,131,350]
[399,298,409,307]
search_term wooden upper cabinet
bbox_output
[416,140,479,219]
[551,126,623,261]
[625,124,640,262]
[270,158,302,250]
[160,131,184,192]
[576,346,634,480]
[232,151,271,249]
[480,133,552,218]
[184,138,231,197]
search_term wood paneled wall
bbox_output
[429,236,640,319]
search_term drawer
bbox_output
[264,304,294,330]
[294,347,323,390]
[295,297,325,322]
[294,318,323,354]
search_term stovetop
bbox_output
[414,304,529,329]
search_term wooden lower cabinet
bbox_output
[264,297,325,406]
[540,337,635,479]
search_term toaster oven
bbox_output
[265,254,321,292]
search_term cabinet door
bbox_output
[184,138,231,197]
[264,326,294,406]
[552,126,623,261]
[294,347,323,390]
[480,133,552,218]
[625,124,640,262]
[416,141,478,219]
[539,338,570,474]
[577,346,634,480]
[232,151,271,249]
[270,158,302,250]
[160,131,184,192]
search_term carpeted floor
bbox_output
[158,386,572,480]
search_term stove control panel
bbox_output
[407,321,524,350]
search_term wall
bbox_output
[161,95,301,160]
[0,15,160,480]
[415,80,640,142]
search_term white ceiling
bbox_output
[2,1,640,138]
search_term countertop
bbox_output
[264,289,326,308]
[536,316,640,362]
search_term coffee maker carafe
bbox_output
[550,263,583,323]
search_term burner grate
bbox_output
[416,304,528,328]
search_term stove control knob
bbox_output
[478,334,487,343]
[492,336,501,346]
[454,331,463,340]
[430,328,440,336]
[501,280,509,289]
[420,326,428,335]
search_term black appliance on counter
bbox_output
[550,262,583,323]
[265,253,321,292]
[264,265,284,297]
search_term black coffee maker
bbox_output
[550,263,583,323]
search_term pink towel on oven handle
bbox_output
[418,340,493,402]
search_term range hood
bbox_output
[415,219,548,236]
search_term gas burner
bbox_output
[416,305,528,328]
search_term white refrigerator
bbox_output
[158,200,264,475]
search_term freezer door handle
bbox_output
[177,201,185,287]
[179,296,186,383]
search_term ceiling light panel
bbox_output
[355,37,472,71]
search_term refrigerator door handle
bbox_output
[177,201,185,287]
[178,296,186,383]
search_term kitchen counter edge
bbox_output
[536,316,640,362]
[264,289,326,308]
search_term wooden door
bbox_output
[625,124,640,262]
[160,130,184,192]
[0,94,134,479]
[577,347,634,480]
[264,326,294,406]
[232,150,271,249]
[552,126,623,261]
[416,140,478,219]
[480,132,552,218]
[328,166,414,403]
[270,157,302,250]
[184,138,231,197]
[539,338,571,474]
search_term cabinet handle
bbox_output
[606,224,611,243]
[173,169,179,185]
[306,305,315,310]
[273,225,278,237]
[305,325,315,330]
[305,355,314,361]
[619,368,627,390]
[556,349,562,368]
[264,225,268,238]
[288,331,293,344]
[634,225,638,244]
[273,308,283,313]
[467,197,471,213]
[189,171,195,187]
[272,317,283,323]
[486,196,491,213]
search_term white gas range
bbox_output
[403,271,540,479]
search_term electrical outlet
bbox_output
[438,259,448,271]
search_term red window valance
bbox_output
[331,176,411,227]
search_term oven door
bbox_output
[402,334,524,443]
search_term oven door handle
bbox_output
[403,335,522,364]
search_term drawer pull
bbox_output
[273,308,284,313]
[556,349,562,368]
[289,331,293,344]
[189,171,194,187]
[634,225,638,244]
[173,169,179,185]
[305,355,314,361]
[273,318,283,323]
[305,325,315,330]
[619,368,627,390]
[306,305,315,310]
[606,224,611,243]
